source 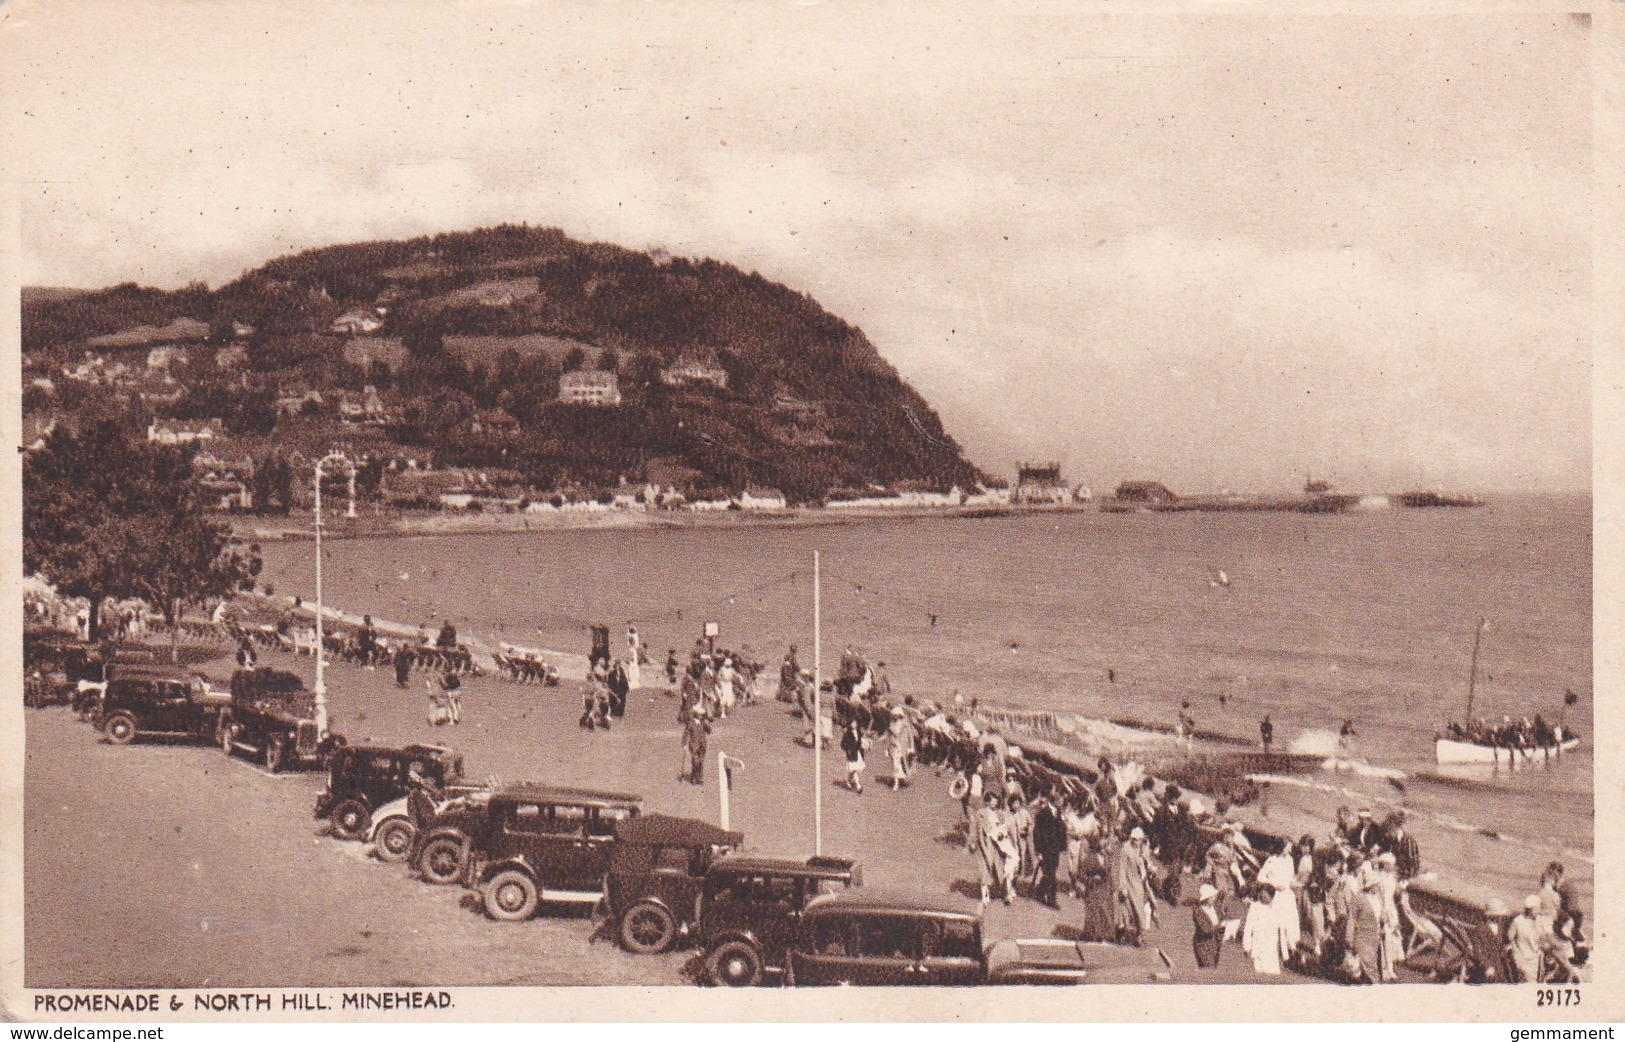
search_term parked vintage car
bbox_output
[697,854,863,987]
[606,814,743,954]
[464,784,643,921]
[788,889,1091,986]
[366,781,492,865]
[220,668,345,773]
[314,743,464,841]
[96,666,231,746]
[412,793,498,885]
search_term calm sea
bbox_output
[257,495,1592,896]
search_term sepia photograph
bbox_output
[4,0,1615,1022]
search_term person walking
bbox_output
[607,660,630,718]
[1111,827,1154,946]
[1032,791,1067,909]
[625,625,642,690]
[438,669,462,725]
[1506,894,1546,983]
[969,792,1002,907]
[1193,884,1224,968]
[841,718,868,793]
[1260,713,1274,753]
[681,706,711,786]
[394,643,414,689]
[887,712,914,790]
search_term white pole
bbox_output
[313,458,327,736]
[813,550,822,857]
[718,751,730,831]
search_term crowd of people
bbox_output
[797,656,1590,986]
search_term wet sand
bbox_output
[26,649,1292,988]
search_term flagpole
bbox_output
[813,550,822,857]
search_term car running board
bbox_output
[539,890,603,904]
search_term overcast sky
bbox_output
[8,2,1592,493]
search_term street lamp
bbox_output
[312,451,357,736]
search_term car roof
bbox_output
[709,854,859,879]
[490,783,642,807]
[614,813,742,848]
[110,667,196,682]
[803,888,983,919]
[341,744,457,759]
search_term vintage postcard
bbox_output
[2,0,1619,1024]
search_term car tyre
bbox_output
[706,940,764,987]
[105,712,138,746]
[330,799,371,841]
[373,817,416,863]
[418,836,466,885]
[483,869,539,922]
[265,733,287,773]
[619,902,678,955]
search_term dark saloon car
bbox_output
[606,814,743,954]
[314,743,464,840]
[697,854,862,987]
[466,785,642,922]
[96,667,231,746]
[788,889,1089,986]
[221,668,344,773]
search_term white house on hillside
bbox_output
[147,418,224,445]
[737,485,787,510]
[559,370,622,406]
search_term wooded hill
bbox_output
[23,225,988,503]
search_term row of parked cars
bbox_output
[318,743,1094,986]
[36,646,1094,986]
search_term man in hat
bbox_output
[681,705,711,785]
[1506,894,1548,983]
[1351,807,1381,853]
[1193,883,1224,968]
[1032,789,1068,909]
[1384,810,1421,881]
[1345,866,1386,983]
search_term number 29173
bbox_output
[1536,988,1580,1007]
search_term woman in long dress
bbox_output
[1111,829,1153,945]
[1242,885,1282,974]
[1076,835,1116,942]
[1257,849,1302,969]
[624,626,642,690]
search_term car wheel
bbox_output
[265,733,287,773]
[483,869,539,922]
[619,902,678,955]
[373,817,416,863]
[706,940,764,987]
[418,837,466,885]
[329,799,371,841]
[105,712,138,746]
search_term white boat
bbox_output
[1434,736,1579,766]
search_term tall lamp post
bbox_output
[313,451,358,736]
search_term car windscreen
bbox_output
[855,915,917,960]
[919,917,981,960]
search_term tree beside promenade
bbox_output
[24,419,261,649]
